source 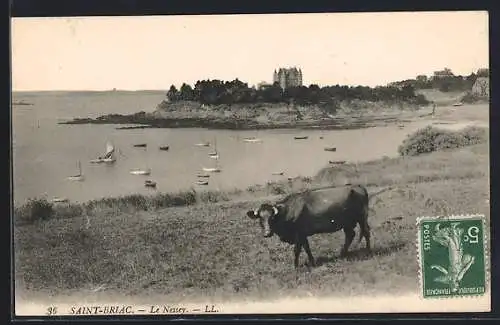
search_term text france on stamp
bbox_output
[417,214,488,299]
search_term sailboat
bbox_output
[202,151,221,173]
[242,110,262,143]
[130,143,152,175]
[90,142,116,164]
[67,161,85,181]
[208,137,219,159]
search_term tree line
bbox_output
[390,68,489,93]
[165,78,429,107]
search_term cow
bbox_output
[246,184,391,269]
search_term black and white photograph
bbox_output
[11,11,491,316]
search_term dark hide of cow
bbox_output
[246,185,374,269]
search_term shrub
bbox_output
[460,91,481,104]
[15,198,54,224]
[398,126,487,156]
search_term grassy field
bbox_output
[14,133,489,303]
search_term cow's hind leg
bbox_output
[341,227,355,257]
[302,238,316,268]
[359,219,371,252]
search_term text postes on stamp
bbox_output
[418,215,487,299]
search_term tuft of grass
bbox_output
[14,198,54,225]
[397,126,487,156]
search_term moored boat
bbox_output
[329,160,346,165]
[324,147,337,152]
[202,167,221,173]
[242,137,263,143]
[52,197,69,203]
[90,142,117,164]
[130,168,151,175]
[66,161,85,181]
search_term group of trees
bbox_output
[165,79,428,107]
[391,68,489,93]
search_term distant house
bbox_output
[257,81,272,90]
[432,68,454,80]
[471,77,489,97]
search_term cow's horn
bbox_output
[272,206,279,216]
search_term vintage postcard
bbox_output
[11,11,490,317]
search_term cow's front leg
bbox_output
[341,227,355,257]
[302,237,316,268]
[293,241,303,268]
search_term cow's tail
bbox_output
[368,186,394,201]
[357,186,394,245]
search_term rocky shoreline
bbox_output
[58,111,416,131]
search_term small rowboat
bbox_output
[159,146,170,151]
[197,173,210,178]
[208,152,219,159]
[242,137,263,143]
[195,142,210,147]
[329,160,346,165]
[133,143,147,148]
[453,102,463,107]
[294,136,309,140]
[52,197,69,203]
[196,180,209,185]
[202,167,221,173]
[144,180,157,188]
[67,175,85,182]
[272,171,284,176]
[130,168,151,175]
[324,147,337,152]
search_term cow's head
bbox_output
[246,203,280,237]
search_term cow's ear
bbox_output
[246,210,259,219]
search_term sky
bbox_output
[11,11,489,91]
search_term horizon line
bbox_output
[11,67,488,93]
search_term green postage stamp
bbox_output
[417,214,488,298]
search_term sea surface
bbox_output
[12,91,446,205]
